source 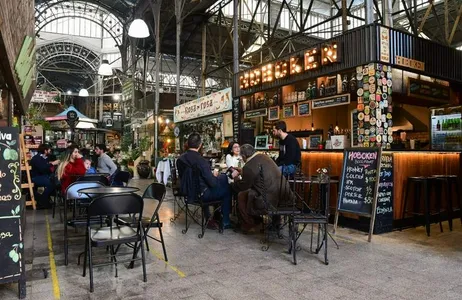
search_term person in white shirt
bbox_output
[226,142,242,169]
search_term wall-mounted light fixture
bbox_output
[262,63,274,83]
[290,56,303,75]
[322,42,339,65]
[304,48,319,70]
[275,60,288,79]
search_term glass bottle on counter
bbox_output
[311,81,317,99]
[319,81,325,97]
[305,82,312,100]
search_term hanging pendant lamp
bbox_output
[98,60,112,76]
[79,88,89,97]
[128,19,149,38]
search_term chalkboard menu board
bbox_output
[374,153,393,234]
[0,127,26,297]
[244,108,267,119]
[408,78,450,102]
[232,97,240,142]
[334,147,382,241]
[312,93,350,109]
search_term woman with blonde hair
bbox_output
[57,145,86,194]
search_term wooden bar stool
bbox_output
[431,175,461,229]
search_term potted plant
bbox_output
[136,136,151,179]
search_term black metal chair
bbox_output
[116,183,168,261]
[180,164,224,238]
[288,173,330,265]
[259,164,301,251]
[112,171,130,186]
[64,181,105,266]
[77,174,110,186]
[82,193,147,292]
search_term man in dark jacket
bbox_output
[30,144,60,209]
[232,144,293,232]
[273,121,301,176]
[177,133,232,229]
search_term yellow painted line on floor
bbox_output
[45,213,61,299]
[148,248,186,278]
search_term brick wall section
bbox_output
[0,0,35,113]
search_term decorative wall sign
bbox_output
[407,78,450,102]
[232,97,240,142]
[321,42,339,65]
[290,55,303,74]
[31,90,61,104]
[379,26,390,63]
[297,101,311,116]
[268,106,280,121]
[308,135,322,148]
[14,36,35,98]
[262,63,274,83]
[282,104,296,118]
[174,88,232,122]
[304,48,319,70]
[275,61,288,79]
[311,93,350,109]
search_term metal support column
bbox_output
[382,0,393,27]
[201,23,207,97]
[152,0,162,164]
[175,0,185,105]
[365,0,374,24]
[341,0,348,32]
[233,0,239,82]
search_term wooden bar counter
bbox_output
[301,149,461,221]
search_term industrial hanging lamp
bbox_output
[78,88,89,97]
[128,19,149,38]
[98,60,112,76]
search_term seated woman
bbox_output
[57,146,86,194]
[225,142,242,183]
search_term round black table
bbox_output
[78,186,140,196]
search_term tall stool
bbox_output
[402,176,443,236]
[431,175,461,229]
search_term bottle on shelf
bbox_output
[436,120,441,131]
[271,92,278,107]
[305,82,312,100]
[328,124,334,139]
[319,81,325,97]
[349,73,357,92]
[342,75,348,93]
[311,81,317,99]
[263,93,269,107]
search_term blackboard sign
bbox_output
[374,153,393,234]
[408,78,450,102]
[244,108,267,119]
[334,147,382,241]
[312,93,350,109]
[0,127,26,298]
[232,97,240,142]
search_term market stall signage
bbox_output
[244,108,267,119]
[334,147,382,242]
[0,128,25,284]
[174,88,232,122]
[31,90,61,104]
[407,78,450,102]
[395,56,425,71]
[232,98,240,142]
[122,79,134,101]
[311,93,350,109]
[379,27,390,63]
[14,36,35,97]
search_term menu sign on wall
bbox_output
[244,108,268,119]
[174,88,232,122]
[232,97,240,142]
[374,153,393,234]
[379,27,390,63]
[311,94,350,109]
[407,78,450,102]
[334,148,382,242]
[0,127,26,296]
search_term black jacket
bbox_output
[30,154,52,178]
[177,150,216,201]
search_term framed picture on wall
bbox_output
[254,135,269,150]
[308,135,323,149]
[222,112,233,137]
[268,106,280,121]
[298,101,311,116]
[283,104,296,118]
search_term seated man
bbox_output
[177,133,232,229]
[30,144,60,209]
[231,144,293,232]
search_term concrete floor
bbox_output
[1,179,461,300]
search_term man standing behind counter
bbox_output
[273,121,301,176]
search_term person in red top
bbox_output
[57,145,86,194]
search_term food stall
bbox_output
[174,88,233,158]
[233,24,462,232]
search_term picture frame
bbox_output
[268,106,280,121]
[308,134,323,149]
[282,104,296,118]
[254,135,269,150]
[297,101,311,116]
